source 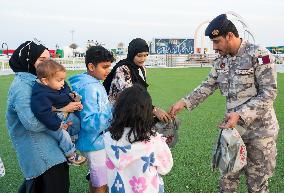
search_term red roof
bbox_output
[2,50,14,54]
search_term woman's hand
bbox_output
[153,107,172,123]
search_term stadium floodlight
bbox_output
[1,43,8,58]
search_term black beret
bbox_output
[205,14,231,39]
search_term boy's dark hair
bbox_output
[109,84,155,143]
[36,59,65,79]
[85,46,115,68]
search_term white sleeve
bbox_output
[153,134,173,175]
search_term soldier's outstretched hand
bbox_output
[169,99,186,118]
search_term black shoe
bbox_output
[86,172,90,181]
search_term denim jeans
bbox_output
[46,112,80,156]
[65,112,80,137]
[46,129,75,157]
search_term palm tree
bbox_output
[69,43,78,50]
[69,43,78,57]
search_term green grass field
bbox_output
[0,68,283,193]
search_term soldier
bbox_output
[169,14,279,193]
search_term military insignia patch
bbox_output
[212,29,219,36]
[258,55,270,65]
[236,68,254,75]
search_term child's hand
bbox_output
[62,102,83,112]
[60,121,73,130]
[77,103,83,111]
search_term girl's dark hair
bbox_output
[109,84,155,143]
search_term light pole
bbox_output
[70,30,75,43]
[2,43,8,58]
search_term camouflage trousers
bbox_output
[219,137,277,193]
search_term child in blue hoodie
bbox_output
[69,46,114,193]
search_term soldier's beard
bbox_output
[215,49,226,56]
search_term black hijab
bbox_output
[9,41,48,75]
[103,38,149,94]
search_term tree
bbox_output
[69,43,78,50]
[69,43,78,57]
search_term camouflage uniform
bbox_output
[182,41,279,193]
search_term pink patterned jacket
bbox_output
[103,128,173,193]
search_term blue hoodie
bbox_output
[69,73,112,152]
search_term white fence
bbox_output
[54,58,86,70]
[54,54,216,68]
[0,59,12,75]
[1,54,284,75]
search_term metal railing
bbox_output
[1,54,284,75]
[52,55,216,69]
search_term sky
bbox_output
[0,0,283,50]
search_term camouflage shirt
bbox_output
[183,41,279,139]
